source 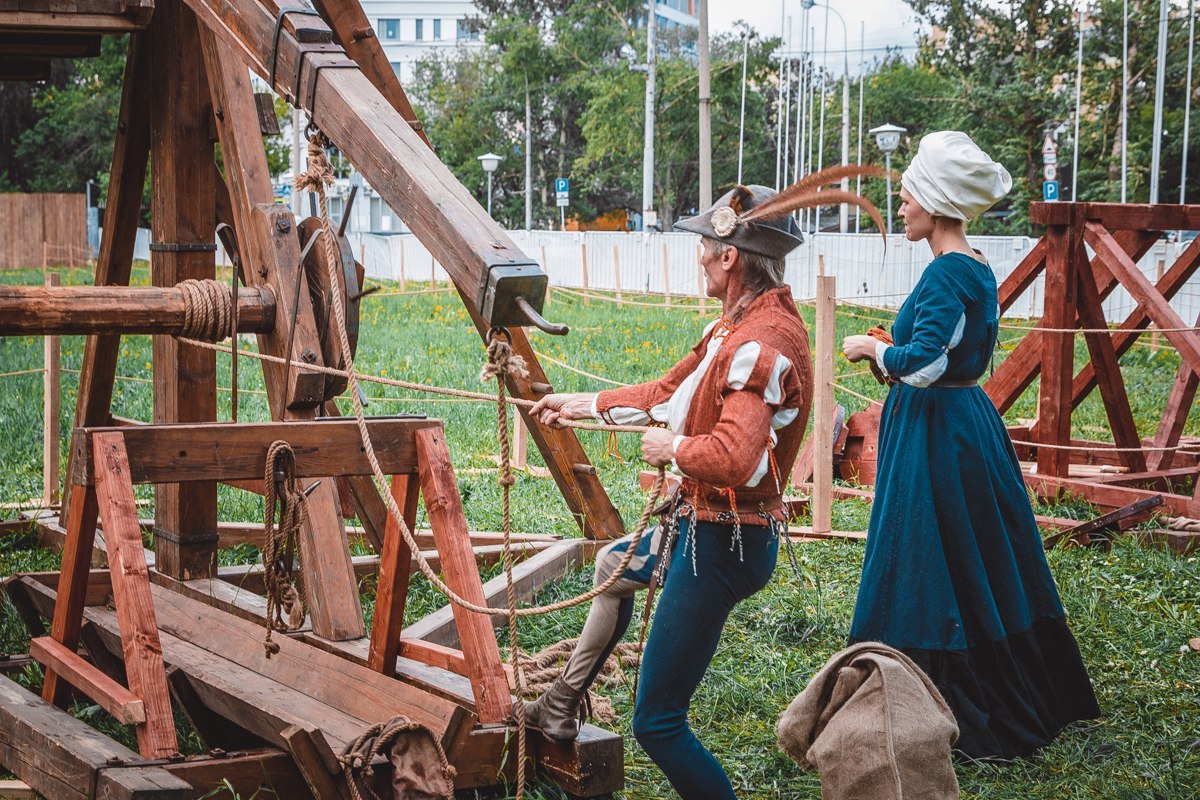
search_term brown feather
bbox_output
[738,164,891,226]
[741,187,889,246]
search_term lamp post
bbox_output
[868,123,905,233]
[478,152,502,218]
[620,1,656,231]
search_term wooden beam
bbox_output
[0,676,189,800]
[1148,360,1200,471]
[160,749,313,800]
[403,540,586,647]
[185,0,627,542]
[997,238,1048,313]
[1083,221,1200,373]
[69,418,440,487]
[29,637,145,724]
[0,284,275,336]
[0,11,150,32]
[1036,215,1079,478]
[43,273,61,506]
[1072,241,1146,472]
[149,0,220,582]
[1031,201,1200,231]
[367,474,418,676]
[41,485,99,708]
[415,429,511,724]
[0,31,99,57]
[60,31,150,533]
[91,433,178,759]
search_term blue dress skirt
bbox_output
[849,253,1100,759]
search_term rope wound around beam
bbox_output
[177,279,234,341]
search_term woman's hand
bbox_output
[842,334,878,364]
[529,393,597,428]
[641,428,677,468]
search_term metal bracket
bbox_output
[477,259,568,335]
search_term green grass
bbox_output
[1,265,1198,798]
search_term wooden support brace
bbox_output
[415,428,511,724]
[367,473,418,676]
[91,432,177,758]
[29,637,145,724]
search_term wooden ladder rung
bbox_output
[29,636,146,725]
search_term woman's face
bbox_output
[898,186,934,242]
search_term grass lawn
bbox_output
[1,264,1198,799]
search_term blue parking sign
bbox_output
[1043,180,1059,201]
[555,178,569,194]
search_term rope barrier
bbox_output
[831,382,884,406]
[532,349,631,387]
[0,368,46,379]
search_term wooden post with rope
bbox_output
[813,268,835,534]
[612,244,622,301]
[580,241,590,303]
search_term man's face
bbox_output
[699,238,731,299]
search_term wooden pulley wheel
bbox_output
[297,217,363,400]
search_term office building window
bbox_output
[433,18,441,40]
[415,19,424,40]
[456,18,479,40]
[379,18,398,40]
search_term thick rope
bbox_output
[483,334,530,798]
[261,441,308,657]
[339,715,456,800]
[294,131,668,620]
[1160,515,1200,532]
[514,639,644,724]
[177,278,233,341]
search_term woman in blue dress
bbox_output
[842,131,1099,760]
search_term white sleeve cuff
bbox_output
[672,435,686,455]
[590,394,602,422]
[874,340,891,378]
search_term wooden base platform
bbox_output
[1,546,623,798]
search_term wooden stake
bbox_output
[580,242,590,303]
[662,241,671,306]
[1152,258,1166,348]
[512,413,529,472]
[398,237,406,290]
[813,270,835,534]
[41,240,47,278]
[43,272,60,506]
[612,244,622,301]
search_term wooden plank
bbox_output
[0,675,178,800]
[1083,222,1200,373]
[1035,217,1079,477]
[0,11,148,32]
[0,284,274,336]
[22,569,111,606]
[1072,241,1146,472]
[28,637,145,724]
[69,418,439,487]
[91,432,178,759]
[367,474,417,676]
[94,766,192,799]
[0,779,35,799]
[165,665,265,751]
[415,429,510,724]
[145,583,467,743]
[1024,472,1200,517]
[403,539,585,647]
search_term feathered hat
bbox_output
[674,165,890,258]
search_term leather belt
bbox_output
[931,379,980,388]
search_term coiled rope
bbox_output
[261,441,308,657]
[177,278,233,341]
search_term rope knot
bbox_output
[497,473,516,487]
[479,336,529,383]
[294,132,335,194]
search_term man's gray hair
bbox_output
[709,239,788,296]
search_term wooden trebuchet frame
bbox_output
[0,0,630,796]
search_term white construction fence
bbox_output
[118,227,1196,323]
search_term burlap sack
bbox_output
[776,642,959,800]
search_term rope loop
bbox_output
[339,715,456,800]
[262,440,309,657]
[177,279,233,341]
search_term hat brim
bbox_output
[674,212,804,259]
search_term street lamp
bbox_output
[478,152,502,218]
[868,123,906,233]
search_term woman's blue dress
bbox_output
[849,252,1100,759]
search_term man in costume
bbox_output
[524,183,830,798]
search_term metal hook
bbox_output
[514,296,569,336]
